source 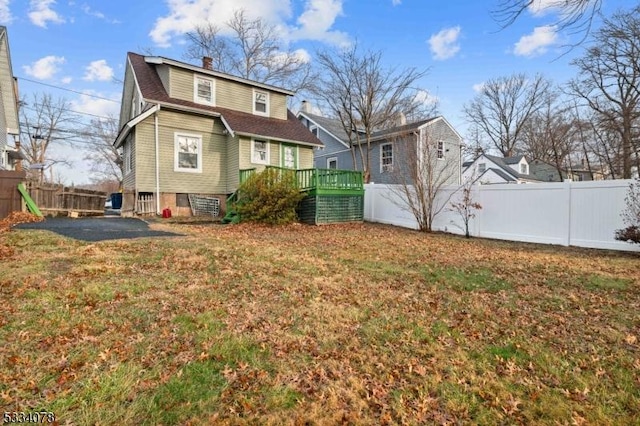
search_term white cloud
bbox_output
[29,0,65,28]
[149,0,348,48]
[472,82,485,93]
[392,0,401,5]
[428,26,461,61]
[513,25,557,57]
[23,55,65,80]
[61,76,72,84]
[291,0,349,46]
[0,0,12,24]
[528,0,560,16]
[83,60,114,82]
[415,90,439,106]
[150,0,292,48]
[71,91,121,118]
[81,4,121,24]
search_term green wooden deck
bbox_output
[239,167,364,195]
[226,166,364,225]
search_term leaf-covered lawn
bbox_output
[1,221,639,425]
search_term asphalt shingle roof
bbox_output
[299,111,439,144]
[128,52,323,147]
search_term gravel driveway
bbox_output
[15,217,182,242]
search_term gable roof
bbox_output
[483,154,537,181]
[124,52,322,148]
[297,111,351,147]
[0,27,19,136]
[297,112,454,146]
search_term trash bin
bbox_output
[110,193,123,209]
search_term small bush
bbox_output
[615,178,640,244]
[235,168,305,225]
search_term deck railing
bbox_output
[239,167,363,192]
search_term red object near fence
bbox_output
[162,208,172,218]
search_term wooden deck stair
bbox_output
[222,167,364,224]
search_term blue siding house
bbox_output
[297,106,463,185]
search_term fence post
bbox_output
[565,180,572,247]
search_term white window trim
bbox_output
[327,157,338,169]
[194,75,216,106]
[253,89,269,117]
[282,144,298,169]
[437,141,445,160]
[380,143,393,173]
[251,139,270,165]
[174,132,203,173]
[310,125,318,136]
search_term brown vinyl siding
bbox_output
[226,136,240,192]
[169,67,193,101]
[122,135,136,190]
[217,80,252,113]
[118,61,136,127]
[133,109,228,194]
[299,146,314,169]
[133,120,155,192]
[157,65,170,94]
[270,94,287,120]
[168,66,288,120]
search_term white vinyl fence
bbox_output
[363,180,640,252]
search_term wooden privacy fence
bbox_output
[26,182,106,216]
[0,170,27,219]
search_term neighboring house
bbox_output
[567,160,607,181]
[529,159,566,182]
[297,107,462,185]
[114,52,323,216]
[0,26,23,171]
[462,154,543,184]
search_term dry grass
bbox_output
[1,221,639,425]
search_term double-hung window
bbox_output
[253,90,269,116]
[194,76,215,105]
[252,139,269,164]
[381,143,393,172]
[437,141,445,160]
[175,133,202,173]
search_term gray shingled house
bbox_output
[297,106,463,185]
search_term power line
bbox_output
[17,76,122,104]
[21,103,116,121]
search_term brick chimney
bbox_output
[301,100,312,114]
[202,56,213,70]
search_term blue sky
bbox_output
[0,0,632,184]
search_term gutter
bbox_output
[155,105,161,215]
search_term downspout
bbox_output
[154,105,161,215]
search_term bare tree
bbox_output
[314,43,432,182]
[183,9,315,93]
[388,126,459,232]
[615,178,640,244]
[448,176,482,238]
[492,0,602,41]
[464,73,551,157]
[521,94,578,180]
[568,5,640,179]
[82,116,122,185]
[19,93,78,183]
